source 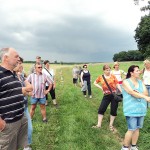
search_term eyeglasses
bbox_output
[37,67,42,69]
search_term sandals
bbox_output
[109,126,115,132]
[92,125,101,129]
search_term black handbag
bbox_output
[102,75,123,102]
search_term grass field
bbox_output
[24,62,150,150]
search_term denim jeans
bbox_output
[146,85,150,107]
[24,107,33,145]
[126,116,144,130]
[30,97,46,104]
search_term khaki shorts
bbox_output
[0,115,28,150]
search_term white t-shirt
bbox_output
[111,70,126,83]
[143,69,150,85]
[42,68,55,86]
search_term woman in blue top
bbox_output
[121,65,150,150]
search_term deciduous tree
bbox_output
[134,15,150,58]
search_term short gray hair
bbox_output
[0,48,10,61]
[35,62,42,66]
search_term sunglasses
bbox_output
[37,67,42,69]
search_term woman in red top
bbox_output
[92,64,121,131]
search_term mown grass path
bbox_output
[28,62,150,150]
[54,67,123,150]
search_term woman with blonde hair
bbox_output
[111,61,127,85]
[141,58,150,107]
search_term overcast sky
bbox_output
[0,0,148,62]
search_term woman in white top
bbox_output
[141,59,150,107]
[42,60,58,107]
[111,61,127,85]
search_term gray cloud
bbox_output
[0,0,145,62]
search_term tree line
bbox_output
[113,1,150,62]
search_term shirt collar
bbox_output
[0,66,16,76]
[34,71,43,75]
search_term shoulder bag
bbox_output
[102,75,123,102]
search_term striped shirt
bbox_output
[0,66,25,123]
[27,72,53,98]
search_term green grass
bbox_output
[25,62,150,150]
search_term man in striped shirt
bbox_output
[27,62,53,122]
[0,48,32,150]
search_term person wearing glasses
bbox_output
[80,64,92,98]
[27,62,53,123]
[29,56,43,74]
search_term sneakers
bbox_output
[130,146,138,150]
[84,95,92,98]
[42,119,48,123]
[121,146,138,150]
[24,147,32,150]
[89,95,92,98]
[121,146,129,150]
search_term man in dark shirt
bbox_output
[0,48,31,150]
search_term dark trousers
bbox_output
[98,94,118,116]
[83,82,91,96]
[46,86,56,100]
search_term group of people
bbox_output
[72,60,150,150]
[1,47,150,150]
[91,61,150,150]
[0,48,58,150]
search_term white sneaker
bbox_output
[89,95,92,98]
[130,146,138,150]
[24,147,32,150]
[121,147,129,150]
[84,95,87,98]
